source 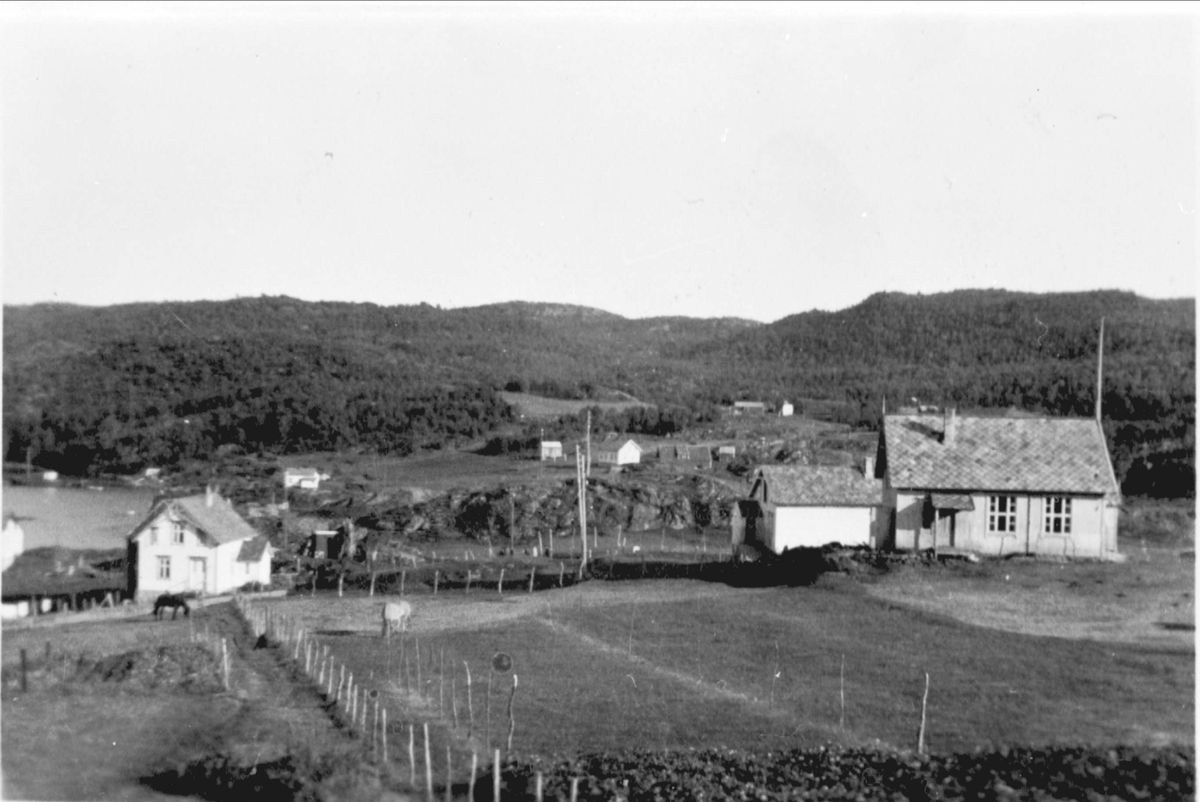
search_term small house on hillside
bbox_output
[2,514,25,572]
[731,462,886,553]
[880,410,1121,558]
[779,402,794,417]
[284,467,322,491]
[717,445,737,462]
[733,401,766,416]
[595,439,643,467]
[540,441,565,461]
[656,444,713,469]
[127,487,273,601]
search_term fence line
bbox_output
[232,594,553,800]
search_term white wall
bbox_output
[770,506,874,552]
[2,520,25,572]
[891,492,1113,557]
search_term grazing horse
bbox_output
[381,600,412,637]
[153,594,191,620]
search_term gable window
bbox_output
[173,523,185,545]
[1044,497,1072,534]
[157,556,171,580]
[988,496,1017,533]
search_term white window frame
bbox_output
[1044,497,1072,534]
[173,523,185,545]
[988,496,1017,533]
[157,556,171,579]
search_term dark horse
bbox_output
[152,594,191,620]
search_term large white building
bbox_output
[127,487,273,601]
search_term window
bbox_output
[173,523,185,545]
[1044,497,1072,534]
[157,556,170,580]
[988,496,1017,533]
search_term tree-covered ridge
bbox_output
[2,290,1193,497]
[3,332,512,475]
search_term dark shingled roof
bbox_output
[884,414,1120,496]
[753,465,883,507]
[237,535,271,562]
[128,493,260,546]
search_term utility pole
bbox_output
[1095,317,1105,424]
[585,410,592,477]
[575,446,587,569]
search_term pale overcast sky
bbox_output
[1,2,1195,322]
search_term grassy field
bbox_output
[498,392,649,421]
[260,538,1194,762]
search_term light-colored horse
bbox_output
[382,600,412,637]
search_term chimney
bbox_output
[863,455,876,478]
[943,407,957,446]
[205,484,217,508]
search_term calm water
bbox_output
[2,485,158,551]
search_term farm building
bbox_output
[731,462,886,553]
[779,401,794,417]
[284,467,323,490]
[880,410,1121,558]
[717,445,737,461]
[733,401,766,415]
[126,487,273,601]
[304,529,346,560]
[594,439,643,467]
[2,514,26,572]
[656,444,713,469]
[540,441,565,461]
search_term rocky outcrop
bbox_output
[356,474,739,546]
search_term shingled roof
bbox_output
[236,535,271,562]
[129,492,261,546]
[752,465,883,507]
[883,414,1120,496]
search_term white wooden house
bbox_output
[126,487,273,601]
[879,410,1121,558]
[594,439,643,467]
[284,467,322,490]
[731,462,886,553]
[540,441,565,461]
[779,402,794,417]
[2,514,25,572]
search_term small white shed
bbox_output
[540,441,564,461]
[595,439,643,466]
[734,463,885,553]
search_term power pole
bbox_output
[575,446,587,569]
[1095,317,1105,423]
[585,410,592,477]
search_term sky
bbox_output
[1,2,1196,323]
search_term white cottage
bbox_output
[284,467,322,490]
[731,462,886,553]
[880,410,1121,558]
[2,514,25,572]
[127,487,273,601]
[594,439,643,467]
[540,441,565,461]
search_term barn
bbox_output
[284,467,322,490]
[731,461,886,553]
[880,409,1121,558]
[127,487,273,601]
[594,439,643,467]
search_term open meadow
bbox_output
[259,542,1194,763]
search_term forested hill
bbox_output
[2,291,1194,497]
[686,290,1194,497]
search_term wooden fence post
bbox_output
[423,722,434,802]
[464,661,474,738]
